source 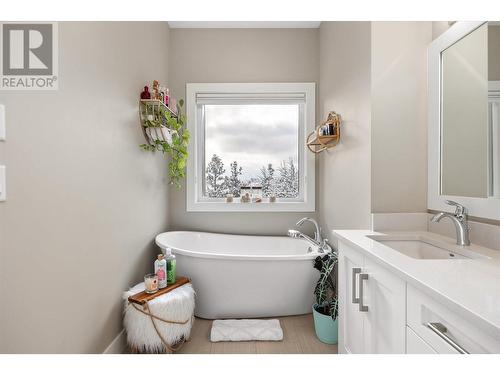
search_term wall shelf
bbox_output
[307,134,339,146]
[139,99,178,118]
[306,111,342,154]
[138,99,178,145]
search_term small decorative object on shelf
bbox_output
[226,194,234,203]
[163,87,170,107]
[253,197,262,203]
[154,254,167,289]
[306,111,342,154]
[145,125,174,146]
[144,273,159,294]
[269,195,277,203]
[152,80,160,100]
[140,86,151,99]
[169,97,177,115]
[241,193,251,203]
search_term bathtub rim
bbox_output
[155,231,327,261]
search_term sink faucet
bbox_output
[288,217,333,253]
[430,200,471,246]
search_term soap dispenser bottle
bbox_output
[154,254,167,289]
[165,247,176,284]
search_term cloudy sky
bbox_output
[204,104,299,181]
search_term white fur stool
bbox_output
[123,282,195,353]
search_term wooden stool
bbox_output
[123,277,195,354]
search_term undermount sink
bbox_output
[367,234,489,260]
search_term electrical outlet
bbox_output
[0,166,5,201]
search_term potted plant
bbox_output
[312,252,339,344]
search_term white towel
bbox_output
[210,319,283,342]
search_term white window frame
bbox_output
[186,82,316,212]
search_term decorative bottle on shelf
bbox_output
[154,254,167,289]
[165,247,176,284]
[140,86,151,99]
[164,88,170,107]
[328,122,335,136]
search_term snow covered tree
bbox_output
[225,161,243,197]
[276,158,299,198]
[205,154,226,197]
[259,163,275,197]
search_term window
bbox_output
[186,83,315,212]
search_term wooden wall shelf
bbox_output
[306,111,342,154]
[307,134,339,146]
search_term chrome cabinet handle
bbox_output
[427,322,469,354]
[351,268,361,304]
[358,273,369,312]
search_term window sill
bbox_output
[186,200,315,212]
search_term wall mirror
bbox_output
[428,21,500,220]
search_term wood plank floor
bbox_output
[176,314,338,354]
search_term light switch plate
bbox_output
[0,166,5,201]
[0,104,5,141]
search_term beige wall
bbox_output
[371,22,431,213]
[318,22,372,241]
[489,25,500,80]
[168,28,320,235]
[0,22,171,353]
[432,21,452,40]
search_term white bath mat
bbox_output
[210,319,283,342]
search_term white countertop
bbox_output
[333,230,500,339]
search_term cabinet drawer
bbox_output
[407,284,500,353]
[406,326,436,354]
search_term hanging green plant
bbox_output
[139,99,190,188]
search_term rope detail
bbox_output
[129,301,192,353]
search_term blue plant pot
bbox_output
[312,304,338,344]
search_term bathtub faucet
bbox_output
[288,218,332,253]
[296,217,323,243]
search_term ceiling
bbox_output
[167,21,321,28]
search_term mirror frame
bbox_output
[428,21,500,220]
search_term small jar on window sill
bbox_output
[226,194,233,203]
[269,195,277,203]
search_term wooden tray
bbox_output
[128,276,190,305]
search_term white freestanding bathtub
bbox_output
[155,231,325,319]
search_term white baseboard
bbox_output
[103,329,127,354]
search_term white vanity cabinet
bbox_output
[338,243,406,353]
[338,243,364,353]
[406,326,436,354]
[338,240,500,354]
